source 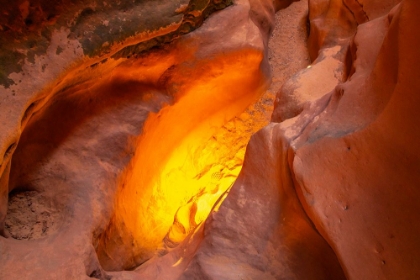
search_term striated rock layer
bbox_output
[1,0,420,279]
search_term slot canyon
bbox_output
[0,0,419,279]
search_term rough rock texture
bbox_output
[0,0,276,278]
[267,0,310,121]
[132,0,420,278]
[272,0,362,122]
[272,0,406,123]
[292,1,420,278]
[0,0,233,239]
[278,0,420,278]
[1,0,420,279]
[95,0,272,269]
[5,190,60,240]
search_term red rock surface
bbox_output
[1,0,420,279]
[292,1,420,278]
[0,0,273,278]
[0,0,233,241]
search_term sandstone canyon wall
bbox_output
[1,0,419,279]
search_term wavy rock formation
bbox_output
[0,0,233,240]
[0,0,273,278]
[1,0,420,279]
[291,1,420,278]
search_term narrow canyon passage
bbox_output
[4,0,312,272]
[1,0,420,279]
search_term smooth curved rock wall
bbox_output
[1,0,420,279]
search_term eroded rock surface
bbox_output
[0,0,233,239]
[0,0,274,278]
[292,1,420,278]
[1,0,420,279]
[5,190,60,240]
[134,0,420,279]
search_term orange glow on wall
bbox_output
[97,46,269,270]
